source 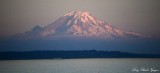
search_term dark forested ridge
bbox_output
[0,50,160,60]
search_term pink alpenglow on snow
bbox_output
[15,10,148,39]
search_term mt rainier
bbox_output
[15,10,146,39]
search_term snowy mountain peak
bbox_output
[64,10,90,17]
[15,10,147,39]
[64,10,92,22]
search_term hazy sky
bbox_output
[0,0,160,38]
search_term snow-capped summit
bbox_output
[15,10,147,39]
[64,10,91,18]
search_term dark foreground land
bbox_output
[0,50,160,60]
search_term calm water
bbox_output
[0,58,160,73]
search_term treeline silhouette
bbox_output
[0,50,160,60]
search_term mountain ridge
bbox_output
[1,10,159,54]
[14,10,148,39]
